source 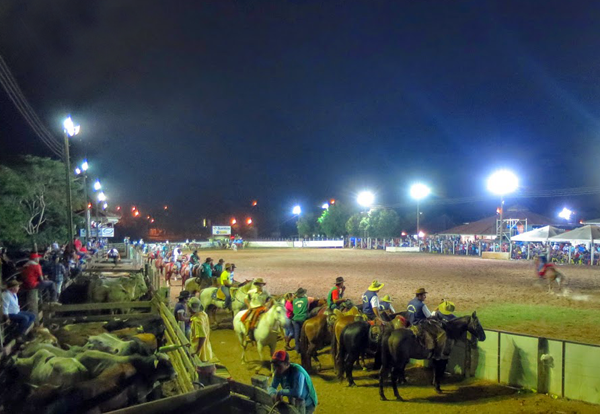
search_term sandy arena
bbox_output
[170,248,600,413]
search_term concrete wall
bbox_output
[481,252,510,260]
[386,246,420,253]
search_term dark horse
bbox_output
[336,321,386,386]
[379,312,486,401]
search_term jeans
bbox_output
[8,311,36,335]
[292,320,305,353]
[222,286,231,309]
[38,280,58,302]
[284,317,294,337]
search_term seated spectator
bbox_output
[2,280,36,341]
[21,252,59,304]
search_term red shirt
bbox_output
[21,261,42,289]
[285,301,294,319]
[74,239,83,252]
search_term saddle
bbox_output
[410,319,448,359]
[211,286,238,302]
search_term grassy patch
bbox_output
[471,303,600,344]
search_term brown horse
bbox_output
[299,307,332,372]
[154,256,164,275]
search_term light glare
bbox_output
[63,116,80,137]
[410,183,431,201]
[357,191,375,207]
[558,208,573,220]
[321,203,329,209]
[292,205,302,215]
[97,192,106,202]
[81,160,89,171]
[93,180,102,191]
[487,170,518,195]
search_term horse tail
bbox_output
[299,323,311,370]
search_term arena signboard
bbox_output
[212,226,232,236]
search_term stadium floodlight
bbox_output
[487,170,519,244]
[410,183,431,249]
[97,192,107,202]
[93,180,102,191]
[63,116,80,137]
[321,203,329,209]
[357,191,375,208]
[81,160,89,171]
[102,202,108,210]
[487,170,518,196]
[559,207,573,221]
[410,183,431,201]
[292,205,301,215]
[74,167,81,175]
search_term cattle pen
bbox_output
[0,247,300,414]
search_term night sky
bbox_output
[2,1,600,233]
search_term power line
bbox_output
[386,186,600,209]
[0,54,64,157]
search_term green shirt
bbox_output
[214,264,223,274]
[201,262,212,278]
[292,297,309,322]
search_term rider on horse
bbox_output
[378,294,396,315]
[241,278,272,341]
[407,288,432,325]
[189,250,200,276]
[200,257,213,280]
[433,299,456,322]
[407,288,441,357]
[327,277,346,310]
[535,254,554,279]
[219,263,236,310]
[361,280,385,321]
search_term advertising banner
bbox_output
[212,226,232,236]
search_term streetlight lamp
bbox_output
[63,116,80,249]
[75,159,91,244]
[410,183,431,249]
[487,170,518,247]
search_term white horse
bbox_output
[198,281,254,325]
[233,303,287,371]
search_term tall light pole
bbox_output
[410,183,431,249]
[75,160,91,245]
[97,191,107,238]
[63,116,80,249]
[487,170,518,248]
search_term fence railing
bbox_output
[465,329,600,405]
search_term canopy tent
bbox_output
[511,226,564,242]
[583,218,600,225]
[547,225,600,244]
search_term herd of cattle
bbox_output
[1,267,177,414]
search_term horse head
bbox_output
[468,311,486,342]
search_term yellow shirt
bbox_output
[220,270,232,286]
[190,311,213,362]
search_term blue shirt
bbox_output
[407,298,428,325]
[2,290,20,315]
[269,363,317,408]
[362,290,378,318]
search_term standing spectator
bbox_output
[21,253,59,304]
[200,257,213,281]
[107,247,120,265]
[2,280,36,341]
[213,259,225,276]
[188,297,213,362]
[283,292,294,350]
[51,254,67,295]
[174,291,191,338]
[292,288,309,354]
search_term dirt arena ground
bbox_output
[170,248,600,413]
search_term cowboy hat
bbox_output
[295,287,307,296]
[438,300,456,315]
[415,288,428,295]
[368,280,384,291]
[225,263,233,270]
[177,291,191,299]
[335,276,344,285]
[6,280,21,288]
[29,253,42,259]
[188,297,203,312]
[253,278,266,285]
[381,294,392,302]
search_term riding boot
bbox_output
[285,336,293,350]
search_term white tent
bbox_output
[547,225,600,244]
[511,225,564,242]
[583,218,600,225]
[548,225,600,265]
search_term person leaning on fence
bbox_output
[2,280,36,342]
[269,350,318,414]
